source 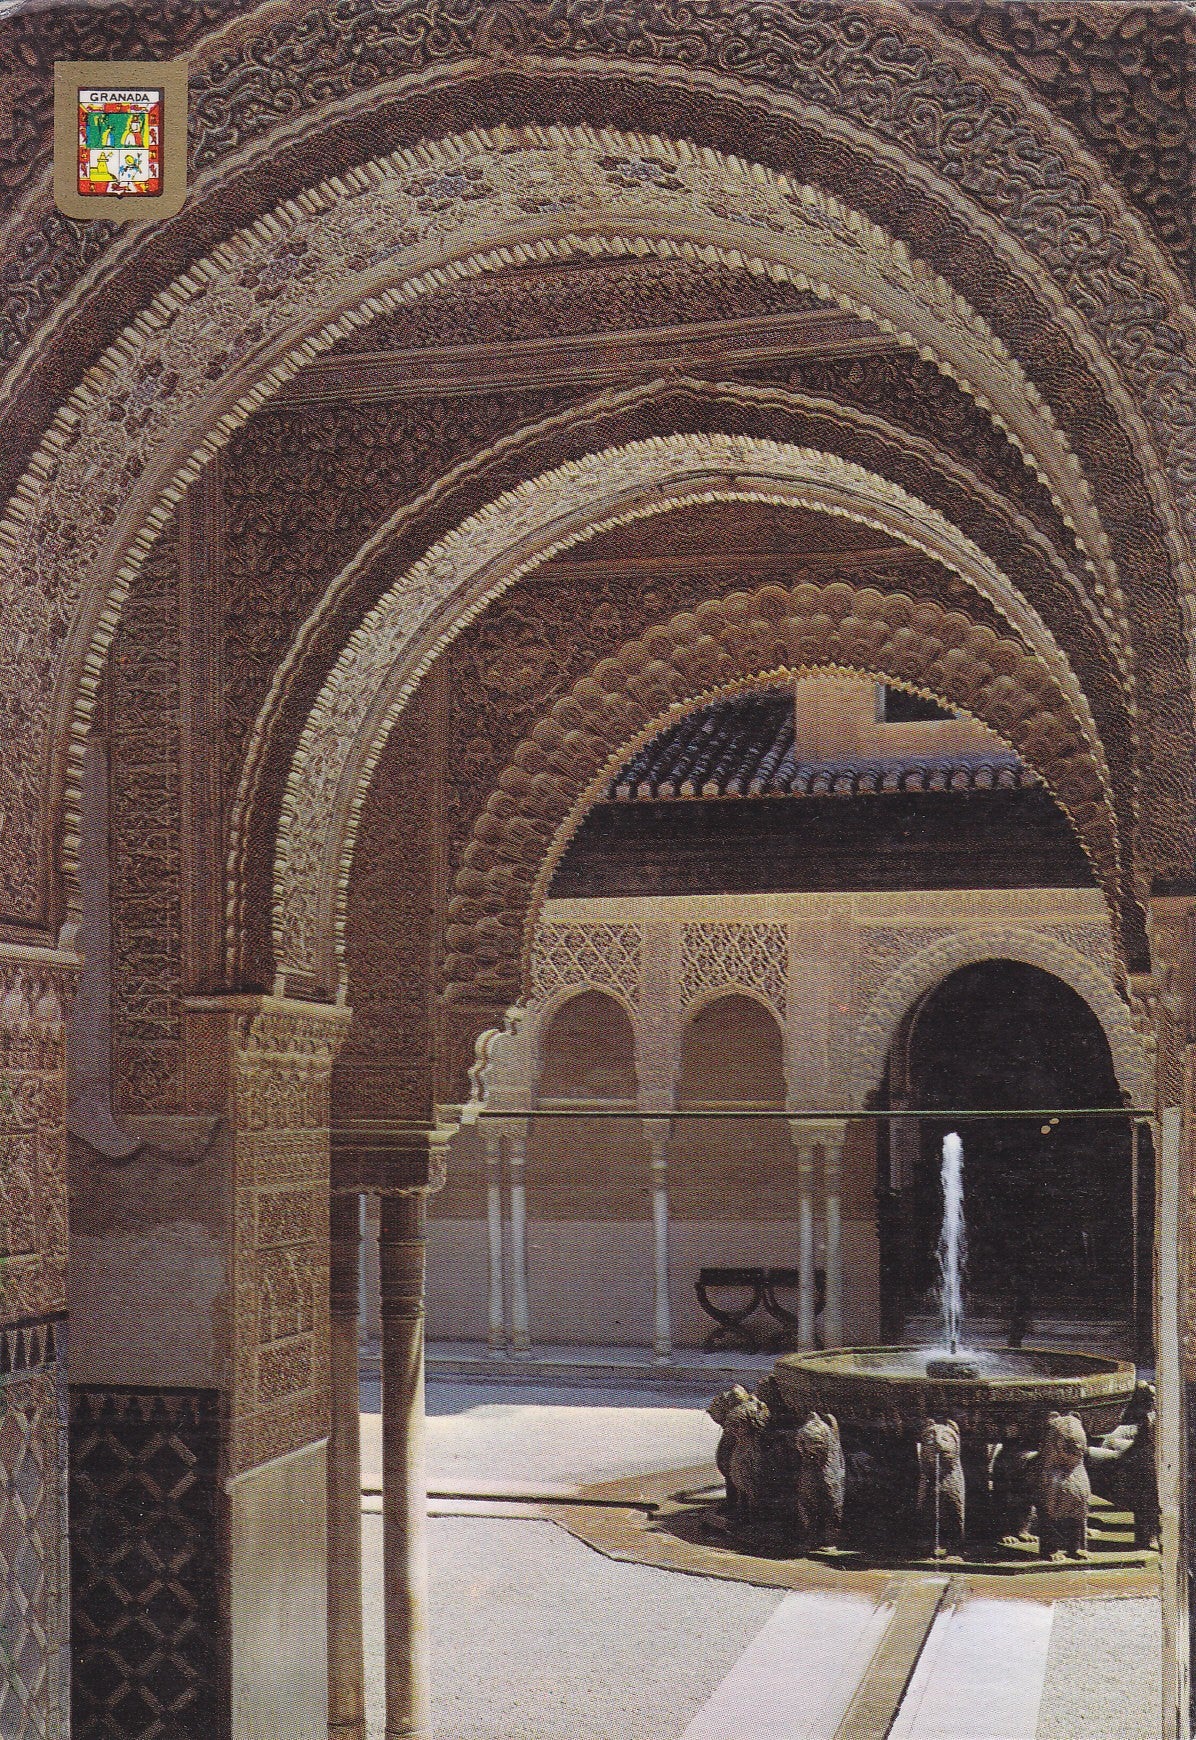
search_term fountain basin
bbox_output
[772,1346,1137,1443]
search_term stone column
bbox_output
[644,1122,672,1362]
[817,1120,847,1349]
[507,1120,531,1355]
[1144,898,1196,1740]
[483,1127,506,1354]
[379,1191,431,1740]
[789,1122,817,1350]
[328,1192,365,1739]
[184,992,351,1740]
[0,943,76,1740]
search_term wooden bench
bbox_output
[694,1265,826,1352]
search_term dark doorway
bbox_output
[883,961,1147,1342]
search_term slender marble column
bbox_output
[483,1128,506,1354]
[645,1123,672,1362]
[380,1192,431,1739]
[328,1193,366,1739]
[507,1121,531,1354]
[790,1123,816,1350]
[822,1129,845,1348]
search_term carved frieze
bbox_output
[0,950,75,1323]
[109,526,184,1112]
[192,994,350,1476]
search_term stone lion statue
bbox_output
[1087,1381,1158,1551]
[1037,1411,1091,1559]
[793,1410,845,1548]
[707,1385,771,1524]
[916,1418,966,1556]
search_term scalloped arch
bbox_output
[851,927,1149,1110]
[275,433,1115,991]
[438,582,1119,1011]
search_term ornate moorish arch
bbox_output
[850,926,1151,1112]
[430,580,1118,1012]
[226,368,1148,989]
[270,433,1119,994]
[0,124,1159,943]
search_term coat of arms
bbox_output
[77,87,162,198]
[54,61,188,221]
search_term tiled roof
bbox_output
[609,694,1033,801]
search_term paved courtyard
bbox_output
[358,1375,1161,1740]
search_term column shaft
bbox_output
[508,1126,531,1354]
[380,1193,431,1740]
[328,1193,366,1739]
[823,1136,844,1348]
[796,1134,816,1351]
[484,1131,506,1353]
[646,1126,671,1361]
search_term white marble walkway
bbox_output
[678,1590,895,1740]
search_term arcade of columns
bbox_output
[451,886,1147,1361]
[2,5,1196,1737]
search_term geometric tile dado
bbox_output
[0,1320,68,1740]
[69,1388,219,1740]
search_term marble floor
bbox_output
[358,1374,1161,1740]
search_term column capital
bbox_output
[1146,895,1196,1039]
[184,990,352,1053]
[331,1119,452,1194]
[787,1115,849,1147]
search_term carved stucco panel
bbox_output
[0,125,1122,934]
[0,951,76,1324]
[529,922,642,1012]
[680,922,789,1024]
[214,997,349,1476]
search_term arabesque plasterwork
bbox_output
[507,890,1146,1116]
[435,576,1118,1011]
[0,126,1140,940]
[0,947,77,1323]
[275,432,1115,988]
